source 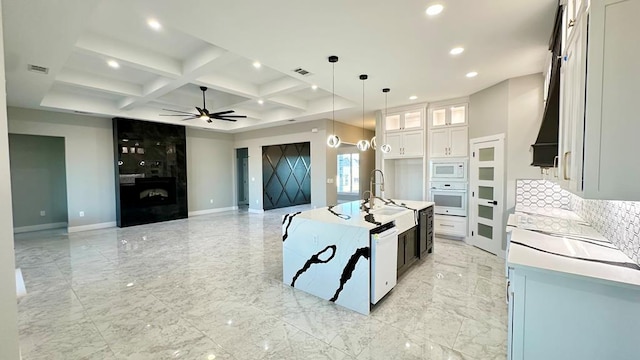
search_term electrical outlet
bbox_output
[40,210,46,217]
[210,199,214,204]
[313,234,318,245]
[79,211,85,217]
[255,199,259,204]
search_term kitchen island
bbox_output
[282,198,434,314]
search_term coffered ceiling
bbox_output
[2,0,556,132]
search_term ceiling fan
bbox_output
[160,86,247,123]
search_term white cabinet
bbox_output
[384,109,423,132]
[384,130,424,158]
[558,0,640,200]
[507,266,640,360]
[428,103,467,128]
[433,215,467,238]
[429,127,468,158]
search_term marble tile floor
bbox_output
[14,206,508,360]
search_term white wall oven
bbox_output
[430,160,467,181]
[429,181,467,216]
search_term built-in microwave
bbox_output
[430,160,467,181]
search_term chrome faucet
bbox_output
[369,169,385,209]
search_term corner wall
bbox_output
[469,73,544,250]
[186,128,235,214]
[0,4,21,357]
[8,107,116,231]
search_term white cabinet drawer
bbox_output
[434,215,467,238]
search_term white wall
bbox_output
[469,80,509,140]
[185,128,235,213]
[8,107,116,231]
[506,74,545,212]
[0,4,22,357]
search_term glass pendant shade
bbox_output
[380,143,392,153]
[327,134,341,148]
[356,139,370,151]
[370,136,377,150]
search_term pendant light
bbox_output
[379,88,392,154]
[326,55,341,148]
[356,74,370,151]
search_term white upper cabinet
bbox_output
[382,105,426,159]
[384,108,424,132]
[429,127,468,158]
[428,103,468,128]
[558,0,640,200]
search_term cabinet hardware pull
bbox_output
[563,151,571,180]
[553,155,559,179]
[568,19,575,28]
[487,200,498,205]
[440,224,454,227]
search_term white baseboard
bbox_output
[248,208,265,214]
[68,221,117,233]
[188,206,238,217]
[13,222,67,234]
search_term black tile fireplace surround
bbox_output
[113,118,187,227]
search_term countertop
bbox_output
[293,198,434,230]
[508,209,640,288]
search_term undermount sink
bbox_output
[370,207,407,216]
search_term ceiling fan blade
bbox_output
[180,116,197,121]
[211,110,235,116]
[162,108,195,115]
[212,117,238,122]
[212,115,246,118]
[195,107,205,116]
[159,114,197,117]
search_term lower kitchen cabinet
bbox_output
[397,228,417,277]
[418,206,434,257]
[507,267,640,360]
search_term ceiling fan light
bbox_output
[199,114,209,120]
[357,139,370,152]
[327,134,341,148]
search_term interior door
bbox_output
[242,158,249,204]
[468,135,505,256]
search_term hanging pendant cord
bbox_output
[332,62,335,134]
[202,89,206,109]
[362,80,365,137]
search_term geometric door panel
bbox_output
[262,142,311,210]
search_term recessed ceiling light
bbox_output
[107,60,120,69]
[311,84,318,90]
[409,95,418,100]
[450,47,464,55]
[147,19,162,30]
[258,99,264,105]
[253,61,262,69]
[426,4,444,16]
[466,71,478,78]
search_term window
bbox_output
[337,153,359,194]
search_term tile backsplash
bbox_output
[515,179,640,264]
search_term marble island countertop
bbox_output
[508,209,640,288]
[290,198,434,231]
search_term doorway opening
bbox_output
[236,148,249,208]
[9,134,69,233]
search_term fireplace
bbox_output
[136,177,176,205]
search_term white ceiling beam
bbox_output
[56,69,142,97]
[259,77,308,97]
[196,74,259,99]
[75,32,182,78]
[267,95,308,111]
